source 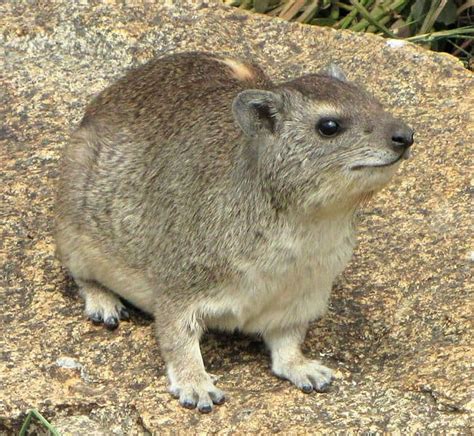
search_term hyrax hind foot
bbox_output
[77,279,130,330]
[273,358,333,393]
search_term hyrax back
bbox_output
[56,51,413,412]
[56,53,271,286]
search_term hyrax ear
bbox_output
[320,63,347,82]
[232,90,283,137]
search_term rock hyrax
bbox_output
[55,51,414,412]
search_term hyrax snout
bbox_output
[55,52,413,412]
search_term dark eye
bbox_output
[317,119,340,137]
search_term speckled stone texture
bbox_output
[1,1,473,433]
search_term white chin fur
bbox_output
[347,164,398,193]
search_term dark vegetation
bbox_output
[226,0,473,68]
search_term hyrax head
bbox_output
[232,65,414,212]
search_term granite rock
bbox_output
[1,0,473,433]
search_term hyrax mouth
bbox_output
[351,149,410,171]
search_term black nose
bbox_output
[391,126,414,151]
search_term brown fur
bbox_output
[55,51,413,412]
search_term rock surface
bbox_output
[1,1,472,433]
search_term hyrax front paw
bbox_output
[273,358,333,393]
[169,374,226,413]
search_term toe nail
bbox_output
[181,400,196,409]
[120,308,130,320]
[315,382,330,393]
[104,316,119,330]
[302,384,313,393]
[198,404,213,413]
[212,395,226,405]
[90,313,103,325]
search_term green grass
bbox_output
[19,409,60,436]
[225,0,474,68]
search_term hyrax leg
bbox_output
[155,296,225,413]
[76,279,130,330]
[264,325,333,393]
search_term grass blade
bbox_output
[349,0,397,36]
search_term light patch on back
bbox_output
[218,58,255,81]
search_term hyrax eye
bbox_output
[317,119,340,137]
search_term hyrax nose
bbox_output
[391,124,414,151]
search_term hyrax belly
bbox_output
[204,224,355,334]
[205,264,333,334]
